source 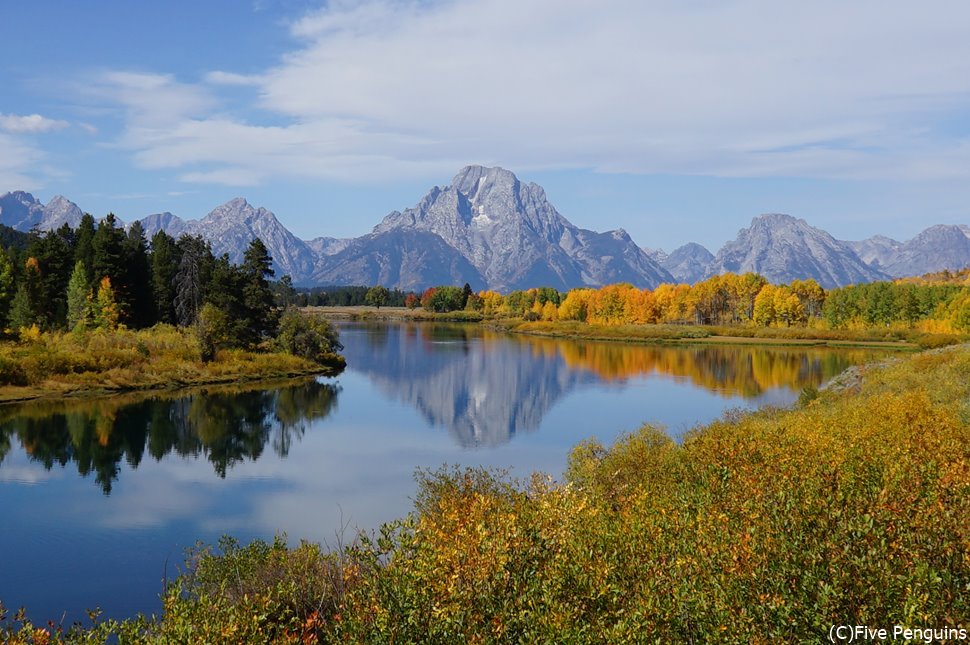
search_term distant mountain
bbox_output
[846,235,902,269]
[307,236,352,257]
[849,225,970,278]
[709,214,888,289]
[39,195,84,230]
[661,242,714,284]
[343,165,673,291]
[311,229,487,291]
[139,212,188,239]
[0,191,85,231]
[0,191,44,230]
[5,181,967,290]
[138,198,317,282]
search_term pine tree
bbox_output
[67,260,89,329]
[150,230,181,325]
[92,213,126,287]
[74,213,96,286]
[27,230,72,328]
[174,235,212,327]
[0,249,14,324]
[124,221,155,328]
[7,283,33,331]
[240,238,277,345]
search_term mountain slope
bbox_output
[362,165,672,291]
[870,225,970,277]
[709,214,887,288]
[311,229,486,290]
[138,198,317,282]
[0,191,45,230]
[661,242,714,283]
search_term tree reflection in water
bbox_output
[0,379,340,494]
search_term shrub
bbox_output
[273,307,344,366]
[0,356,27,386]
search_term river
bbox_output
[0,322,890,624]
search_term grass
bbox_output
[500,319,939,349]
[5,343,968,643]
[0,324,344,404]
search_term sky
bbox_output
[2,0,969,252]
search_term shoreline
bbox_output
[0,362,341,405]
[314,306,925,350]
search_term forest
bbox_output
[0,216,278,346]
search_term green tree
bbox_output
[150,230,181,325]
[0,249,14,325]
[365,285,390,309]
[196,302,232,362]
[7,283,34,331]
[92,213,129,325]
[74,213,96,286]
[273,274,298,308]
[124,221,155,328]
[26,230,72,328]
[175,235,212,327]
[240,238,277,346]
[8,257,41,330]
[273,307,343,364]
[66,260,90,329]
[207,253,249,344]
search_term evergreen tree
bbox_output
[67,260,90,329]
[27,230,72,329]
[240,238,277,345]
[92,214,127,308]
[206,253,248,342]
[0,249,14,325]
[174,235,212,327]
[8,257,41,330]
[74,213,96,286]
[7,283,34,330]
[124,221,155,328]
[150,230,181,325]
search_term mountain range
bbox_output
[1,166,968,290]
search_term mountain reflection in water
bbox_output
[0,379,339,494]
[338,322,879,448]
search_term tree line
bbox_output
[390,272,970,332]
[0,215,278,347]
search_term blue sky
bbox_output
[2,0,969,251]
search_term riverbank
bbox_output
[313,305,946,350]
[0,325,345,404]
[7,342,966,643]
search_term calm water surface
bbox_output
[0,322,889,623]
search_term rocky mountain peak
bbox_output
[40,195,84,230]
[710,213,886,288]
[0,191,44,230]
[452,165,519,199]
[320,166,672,291]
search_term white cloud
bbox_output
[0,132,44,189]
[205,70,263,87]
[100,0,970,186]
[0,113,69,134]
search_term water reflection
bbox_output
[340,323,884,447]
[0,379,340,494]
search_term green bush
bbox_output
[273,307,344,366]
